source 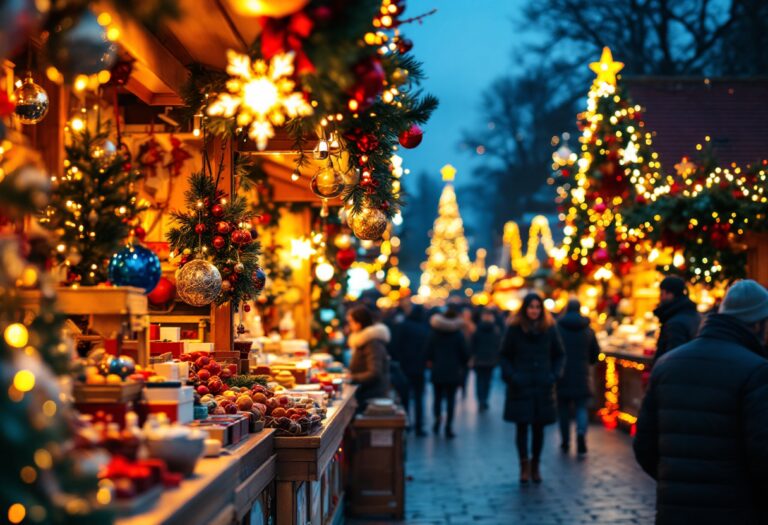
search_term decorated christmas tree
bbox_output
[558,47,662,281]
[419,165,471,300]
[40,122,144,286]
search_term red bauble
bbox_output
[350,58,386,107]
[221,280,232,292]
[593,202,607,214]
[232,230,252,245]
[134,226,146,241]
[195,223,206,234]
[216,221,231,234]
[110,60,134,86]
[213,236,226,249]
[147,277,176,306]
[357,134,380,153]
[380,201,390,211]
[635,194,647,204]
[259,213,272,225]
[592,247,609,264]
[211,204,224,217]
[243,304,251,313]
[398,124,423,149]
[397,38,413,54]
[336,248,356,270]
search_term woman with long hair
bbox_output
[347,305,391,411]
[500,292,565,483]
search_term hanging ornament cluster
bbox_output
[207,50,313,151]
[108,243,162,293]
[167,171,263,307]
[13,74,49,125]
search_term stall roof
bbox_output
[626,77,768,169]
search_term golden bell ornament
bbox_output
[348,205,388,241]
[310,164,344,199]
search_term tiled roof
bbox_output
[625,77,768,170]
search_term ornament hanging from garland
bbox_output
[147,276,176,306]
[13,74,49,125]
[348,204,388,241]
[176,258,222,307]
[398,124,423,149]
[310,162,345,199]
[252,265,266,292]
[108,243,162,293]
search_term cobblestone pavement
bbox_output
[349,371,656,525]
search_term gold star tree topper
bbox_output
[590,47,624,86]
[441,164,456,182]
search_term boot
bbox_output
[531,458,542,483]
[577,434,587,456]
[519,458,530,484]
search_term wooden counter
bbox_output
[274,386,358,525]
[117,429,275,525]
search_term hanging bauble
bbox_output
[342,168,360,186]
[147,276,176,306]
[230,0,309,17]
[398,124,423,149]
[89,137,118,163]
[391,68,409,85]
[213,235,226,250]
[310,164,345,199]
[231,229,252,245]
[348,205,388,241]
[216,221,231,234]
[336,247,356,270]
[334,233,352,250]
[13,75,49,125]
[234,262,245,273]
[134,225,146,241]
[211,204,224,217]
[108,244,162,294]
[46,11,117,81]
[397,38,414,54]
[108,355,136,379]
[176,258,222,307]
[194,223,206,234]
[109,60,134,86]
[252,266,266,292]
[350,58,386,107]
[221,280,232,292]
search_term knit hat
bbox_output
[719,280,768,323]
[660,276,687,297]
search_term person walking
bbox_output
[556,299,600,456]
[347,305,391,412]
[500,292,565,484]
[653,275,700,362]
[470,307,502,412]
[426,306,469,439]
[390,302,430,436]
[458,306,476,400]
[634,280,768,525]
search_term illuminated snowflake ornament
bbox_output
[207,50,313,150]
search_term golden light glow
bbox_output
[315,261,335,282]
[440,164,456,182]
[4,323,29,348]
[207,51,313,150]
[589,47,624,86]
[13,370,35,392]
[8,503,25,524]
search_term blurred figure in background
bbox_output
[390,301,430,436]
[426,305,469,439]
[347,305,391,412]
[556,299,600,456]
[654,275,700,363]
[458,306,476,399]
[470,307,502,412]
[501,292,565,484]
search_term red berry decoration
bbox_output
[243,304,251,313]
[398,124,423,149]
[252,266,266,292]
[216,221,231,234]
[213,235,226,249]
[195,223,206,234]
[211,204,224,217]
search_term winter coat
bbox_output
[500,324,565,424]
[349,324,391,404]
[425,314,469,385]
[634,314,768,525]
[556,312,600,400]
[470,320,502,368]
[389,315,430,377]
[653,296,701,362]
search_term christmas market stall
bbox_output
[0,0,434,523]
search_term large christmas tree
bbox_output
[40,123,144,286]
[419,165,471,300]
[558,47,662,281]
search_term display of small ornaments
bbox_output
[182,0,437,238]
[167,171,262,308]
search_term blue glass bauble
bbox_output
[108,355,136,379]
[108,244,161,294]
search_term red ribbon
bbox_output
[260,12,315,74]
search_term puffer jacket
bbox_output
[634,314,768,525]
[425,314,469,385]
[470,320,502,368]
[349,324,391,404]
[653,295,701,362]
[556,312,600,400]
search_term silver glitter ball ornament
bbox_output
[176,259,222,307]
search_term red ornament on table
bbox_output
[147,277,176,306]
[398,124,423,149]
[211,204,224,217]
[213,236,226,250]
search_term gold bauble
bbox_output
[176,259,222,307]
[348,206,388,241]
[310,165,345,199]
[334,233,352,250]
[231,0,309,18]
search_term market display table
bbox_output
[117,429,275,525]
[346,410,407,520]
[595,348,652,431]
[274,386,358,525]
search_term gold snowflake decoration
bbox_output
[207,50,313,150]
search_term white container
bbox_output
[144,385,194,403]
[159,327,181,342]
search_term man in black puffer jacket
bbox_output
[634,279,768,525]
[653,275,701,363]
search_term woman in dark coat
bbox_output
[347,305,391,412]
[425,306,469,439]
[556,299,600,456]
[500,292,565,483]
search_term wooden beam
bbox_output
[209,136,234,351]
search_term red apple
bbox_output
[196,385,210,395]
[195,356,210,368]
[208,378,223,394]
[206,361,222,377]
[225,403,238,414]
[197,369,211,382]
[220,368,232,380]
